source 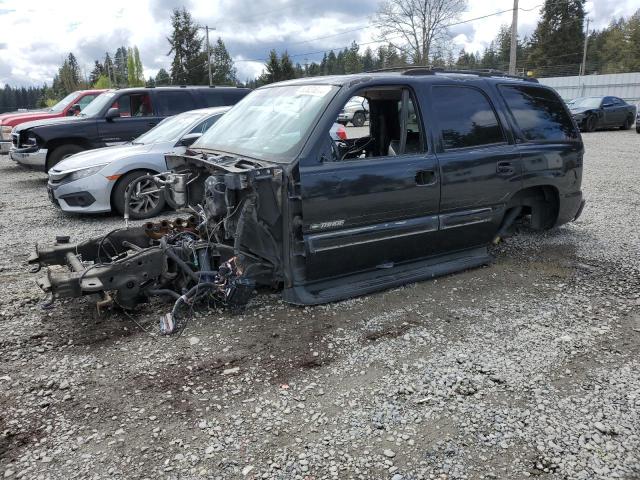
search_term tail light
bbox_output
[336,124,347,140]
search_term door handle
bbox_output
[148,121,158,127]
[496,161,515,176]
[415,170,436,185]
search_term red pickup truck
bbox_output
[0,89,105,155]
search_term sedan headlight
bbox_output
[1,126,12,141]
[62,164,108,183]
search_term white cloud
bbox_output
[0,0,638,87]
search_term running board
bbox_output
[282,247,491,305]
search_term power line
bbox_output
[234,3,550,64]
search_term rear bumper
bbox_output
[10,147,47,171]
[556,191,585,226]
[0,141,10,155]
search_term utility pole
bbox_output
[105,53,113,88]
[580,18,590,76]
[206,26,213,86]
[509,0,519,75]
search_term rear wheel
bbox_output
[352,111,366,127]
[583,115,596,132]
[112,171,165,220]
[47,144,84,171]
[621,116,633,130]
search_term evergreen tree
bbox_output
[280,51,296,80]
[210,37,237,85]
[167,7,206,84]
[362,47,375,72]
[113,46,128,86]
[263,49,282,83]
[103,53,115,86]
[155,68,171,85]
[528,0,586,74]
[89,61,104,85]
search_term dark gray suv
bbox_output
[30,69,585,332]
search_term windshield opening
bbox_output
[134,111,208,145]
[79,92,115,117]
[49,92,79,113]
[570,97,602,109]
[193,84,339,162]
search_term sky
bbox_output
[0,0,639,87]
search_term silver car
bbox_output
[47,107,229,219]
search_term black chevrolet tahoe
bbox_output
[30,69,585,332]
[10,86,250,172]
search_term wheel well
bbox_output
[507,185,560,230]
[45,139,92,168]
[110,169,158,209]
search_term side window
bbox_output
[77,94,97,110]
[331,88,425,161]
[498,85,578,141]
[433,86,505,150]
[602,96,615,106]
[156,91,196,116]
[202,90,247,107]
[111,93,152,117]
[613,97,625,105]
[188,115,221,135]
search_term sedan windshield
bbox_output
[79,91,115,117]
[193,84,339,162]
[49,92,79,113]
[134,111,207,145]
[570,97,602,109]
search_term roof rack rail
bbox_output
[369,66,538,83]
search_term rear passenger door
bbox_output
[431,85,522,249]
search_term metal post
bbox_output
[580,18,590,76]
[206,26,212,86]
[509,0,519,75]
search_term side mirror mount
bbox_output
[176,132,201,147]
[67,104,81,116]
[105,107,120,121]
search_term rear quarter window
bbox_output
[156,91,196,116]
[202,89,248,107]
[499,85,578,141]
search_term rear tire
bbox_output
[636,126,640,134]
[112,171,165,220]
[47,144,84,171]
[621,116,633,130]
[352,112,365,127]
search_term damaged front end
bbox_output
[29,151,285,334]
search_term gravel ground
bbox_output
[0,130,639,480]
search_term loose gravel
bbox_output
[0,129,639,480]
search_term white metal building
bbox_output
[539,72,640,103]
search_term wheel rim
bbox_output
[353,113,364,127]
[129,178,160,214]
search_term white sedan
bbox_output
[47,107,229,219]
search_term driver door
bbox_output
[299,87,441,281]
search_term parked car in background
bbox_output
[10,86,250,172]
[47,107,230,219]
[0,89,105,155]
[569,96,636,132]
[636,106,640,133]
[337,95,369,126]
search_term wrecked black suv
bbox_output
[29,69,585,332]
